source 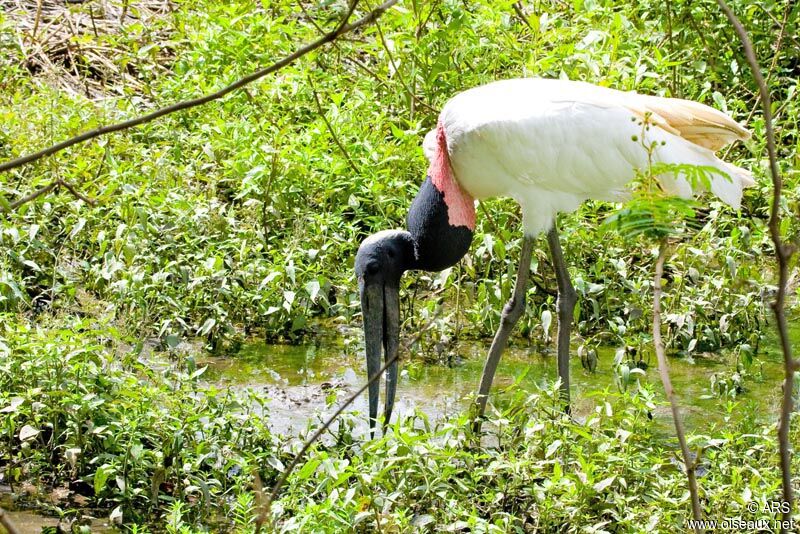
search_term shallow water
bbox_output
[203,320,798,436]
[0,488,112,534]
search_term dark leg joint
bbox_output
[557,285,577,312]
[501,295,525,326]
[472,235,536,432]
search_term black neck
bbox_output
[406,177,473,272]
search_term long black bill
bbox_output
[360,279,400,435]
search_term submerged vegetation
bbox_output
[0,0,798,531]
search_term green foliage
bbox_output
[0,316,281,526]
[2,0,795,353]
[268,385,798,533]
[0,0,798,530]
[602,196,699,240]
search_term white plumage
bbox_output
[423,78,753,236]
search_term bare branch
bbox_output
[5,180,59,211]
[32,0,44,39]
[715,2,796,527]
[722,0,792,160]
[59,180,96,206]
[653,241,703,530]
[0,0,401,175]
[259,296,444,529]
[512,2,533,30]
[3,178,96,213]
[370,6,436,115]
[298,0,436,114]
[308,77,361,175]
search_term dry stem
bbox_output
[653,241,703,530]
[260,349,401,531]
[0,506,21,534]
[308,76,361,175]
[3,178,96,212]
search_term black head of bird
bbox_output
[355,229,415,433]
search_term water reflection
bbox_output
[203,326,794,436]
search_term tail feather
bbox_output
[653,141,754,209]
[627,92,753,208]
[637,94,751,151]
[707,160,754,209]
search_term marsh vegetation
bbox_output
[0,0,798,531]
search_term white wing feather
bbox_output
[427,79,752,235]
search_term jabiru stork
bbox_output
[355,78,752,433]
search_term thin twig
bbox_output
[402,305,444,351]
[252,469,268,533]
[512,2,533,30]
[3,178,96,213]
[722,0,791,160]
[0,0,402,174]
[89,5,100,39]
[478,202,554,296]
[0,506,21,534]
[263,350,401,528]
[32,0,43,39]
[295,0,326,34]
[653,241,703,530]
[343,55,436,113]
[370,5,435,115]
[715,1,797,528]
[753,2,800,50]
[261,299,444,528]
[478,201,501,237]
[58,179,96,205]
[297,0,436,114]
[664,0,677,96]
[5,180,59,211]
[308,76,361,175]
[261,151,279,257]
[120,0,130,24]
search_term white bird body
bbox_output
[424,78,753,236]
[358,78,753,431]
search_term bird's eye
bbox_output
[386,249,395,259]
[366,261,380,275]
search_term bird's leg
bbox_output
[546,221,576,411]
[472,235,535,432]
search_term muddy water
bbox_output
[0,510,110,534]
[0,488,112,534]
[203,323,797,436]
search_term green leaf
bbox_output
[593,476,616,492]
[545,439,562,458]
[297,458,321,480]
[19,425,39,441]
[94,464,113,495]
[198,318,216,336]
